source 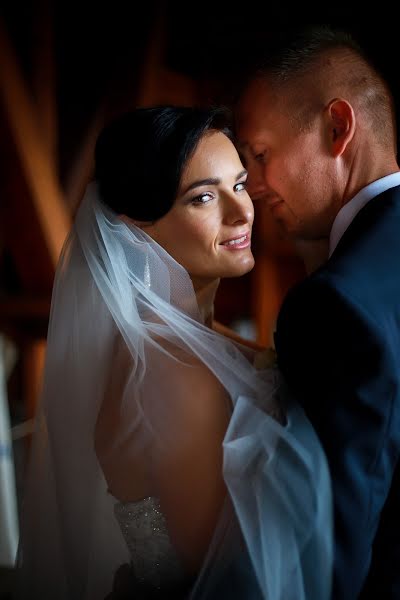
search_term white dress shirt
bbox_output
[329,172,400,257]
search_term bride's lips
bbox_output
[220,231,251,250]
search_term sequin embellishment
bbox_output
[114,496,183,589]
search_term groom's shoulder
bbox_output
[332,185,400,260]
[279,185,400,315]
[280,243,400,326]
[320,188,400,284]
[279,257,372,321]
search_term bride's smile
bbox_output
[219,231,251,249]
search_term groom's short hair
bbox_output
[244,25,396,149]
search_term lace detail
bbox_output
[113,496,184,590]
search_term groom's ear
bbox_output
[325,98,355,157]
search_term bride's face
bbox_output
[142,131,255,287]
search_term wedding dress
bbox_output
[108,496,186,598]
[106,350,284,599]
[17,183,333,599]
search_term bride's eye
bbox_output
[191,192,214,205]
[234,180,248,192]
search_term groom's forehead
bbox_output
[236,100,284,141]
[235,124,273,150]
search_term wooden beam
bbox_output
[32,0,57,163]
[251,255,282,347]
[0,110,55,293]
[64,109,105,214]
[151,69,197,106]
[0,296,50,320]
[137,5,197,106]
[251,203,306,346]
[0,18,70,269]
[22,339,46,420]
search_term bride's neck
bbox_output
[192,278,220,328]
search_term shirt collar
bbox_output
[329,172,400,257]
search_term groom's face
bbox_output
[236,78,341,240]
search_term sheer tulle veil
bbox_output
[17,182,333,599]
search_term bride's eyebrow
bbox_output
[236,169,248,180]
[182,170,248,195]
[182,177,220,195]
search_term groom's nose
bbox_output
[246,163,268,202]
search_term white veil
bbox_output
[17,183,333,599]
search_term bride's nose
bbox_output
[223,193,254,225]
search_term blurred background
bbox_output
[0,2,399,596]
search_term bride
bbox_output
[17,106,333,599]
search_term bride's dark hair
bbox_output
[94,105,233,222]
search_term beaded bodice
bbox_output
[113,496,184,591]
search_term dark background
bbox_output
[2,2,400,170]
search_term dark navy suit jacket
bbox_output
[274,185,400,599]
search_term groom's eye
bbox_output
[254,152,266,163]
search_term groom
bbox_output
[236,26,400,599]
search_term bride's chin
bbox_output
[220,256,255,278]
[239,253,255,271]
